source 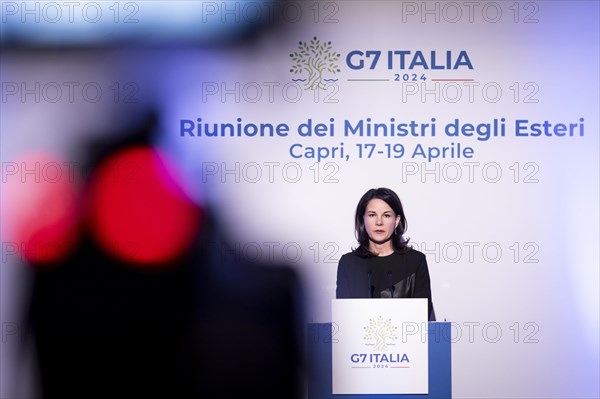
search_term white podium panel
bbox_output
[332,299,428,395]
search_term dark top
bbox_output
[336,249,436,321]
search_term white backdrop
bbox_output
[157,2,599,397]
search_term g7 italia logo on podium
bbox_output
[364,315,397,351]
[351,316,410,369]
[332,299,428,395]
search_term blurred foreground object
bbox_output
[10,112,305,397]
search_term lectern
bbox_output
[307,299,452,398]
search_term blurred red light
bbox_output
[88,146,201,267]
[2,152,80,265]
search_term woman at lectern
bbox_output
[336,187,436,321]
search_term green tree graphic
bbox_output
[290,36,341,90]
[364,316,398,352]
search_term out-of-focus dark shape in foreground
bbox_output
[21,111,305,398]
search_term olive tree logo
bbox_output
[290,36,341,90]
[363,316,398,351]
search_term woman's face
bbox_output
[363,198,400,245]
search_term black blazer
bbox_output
[336,249,436,321]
